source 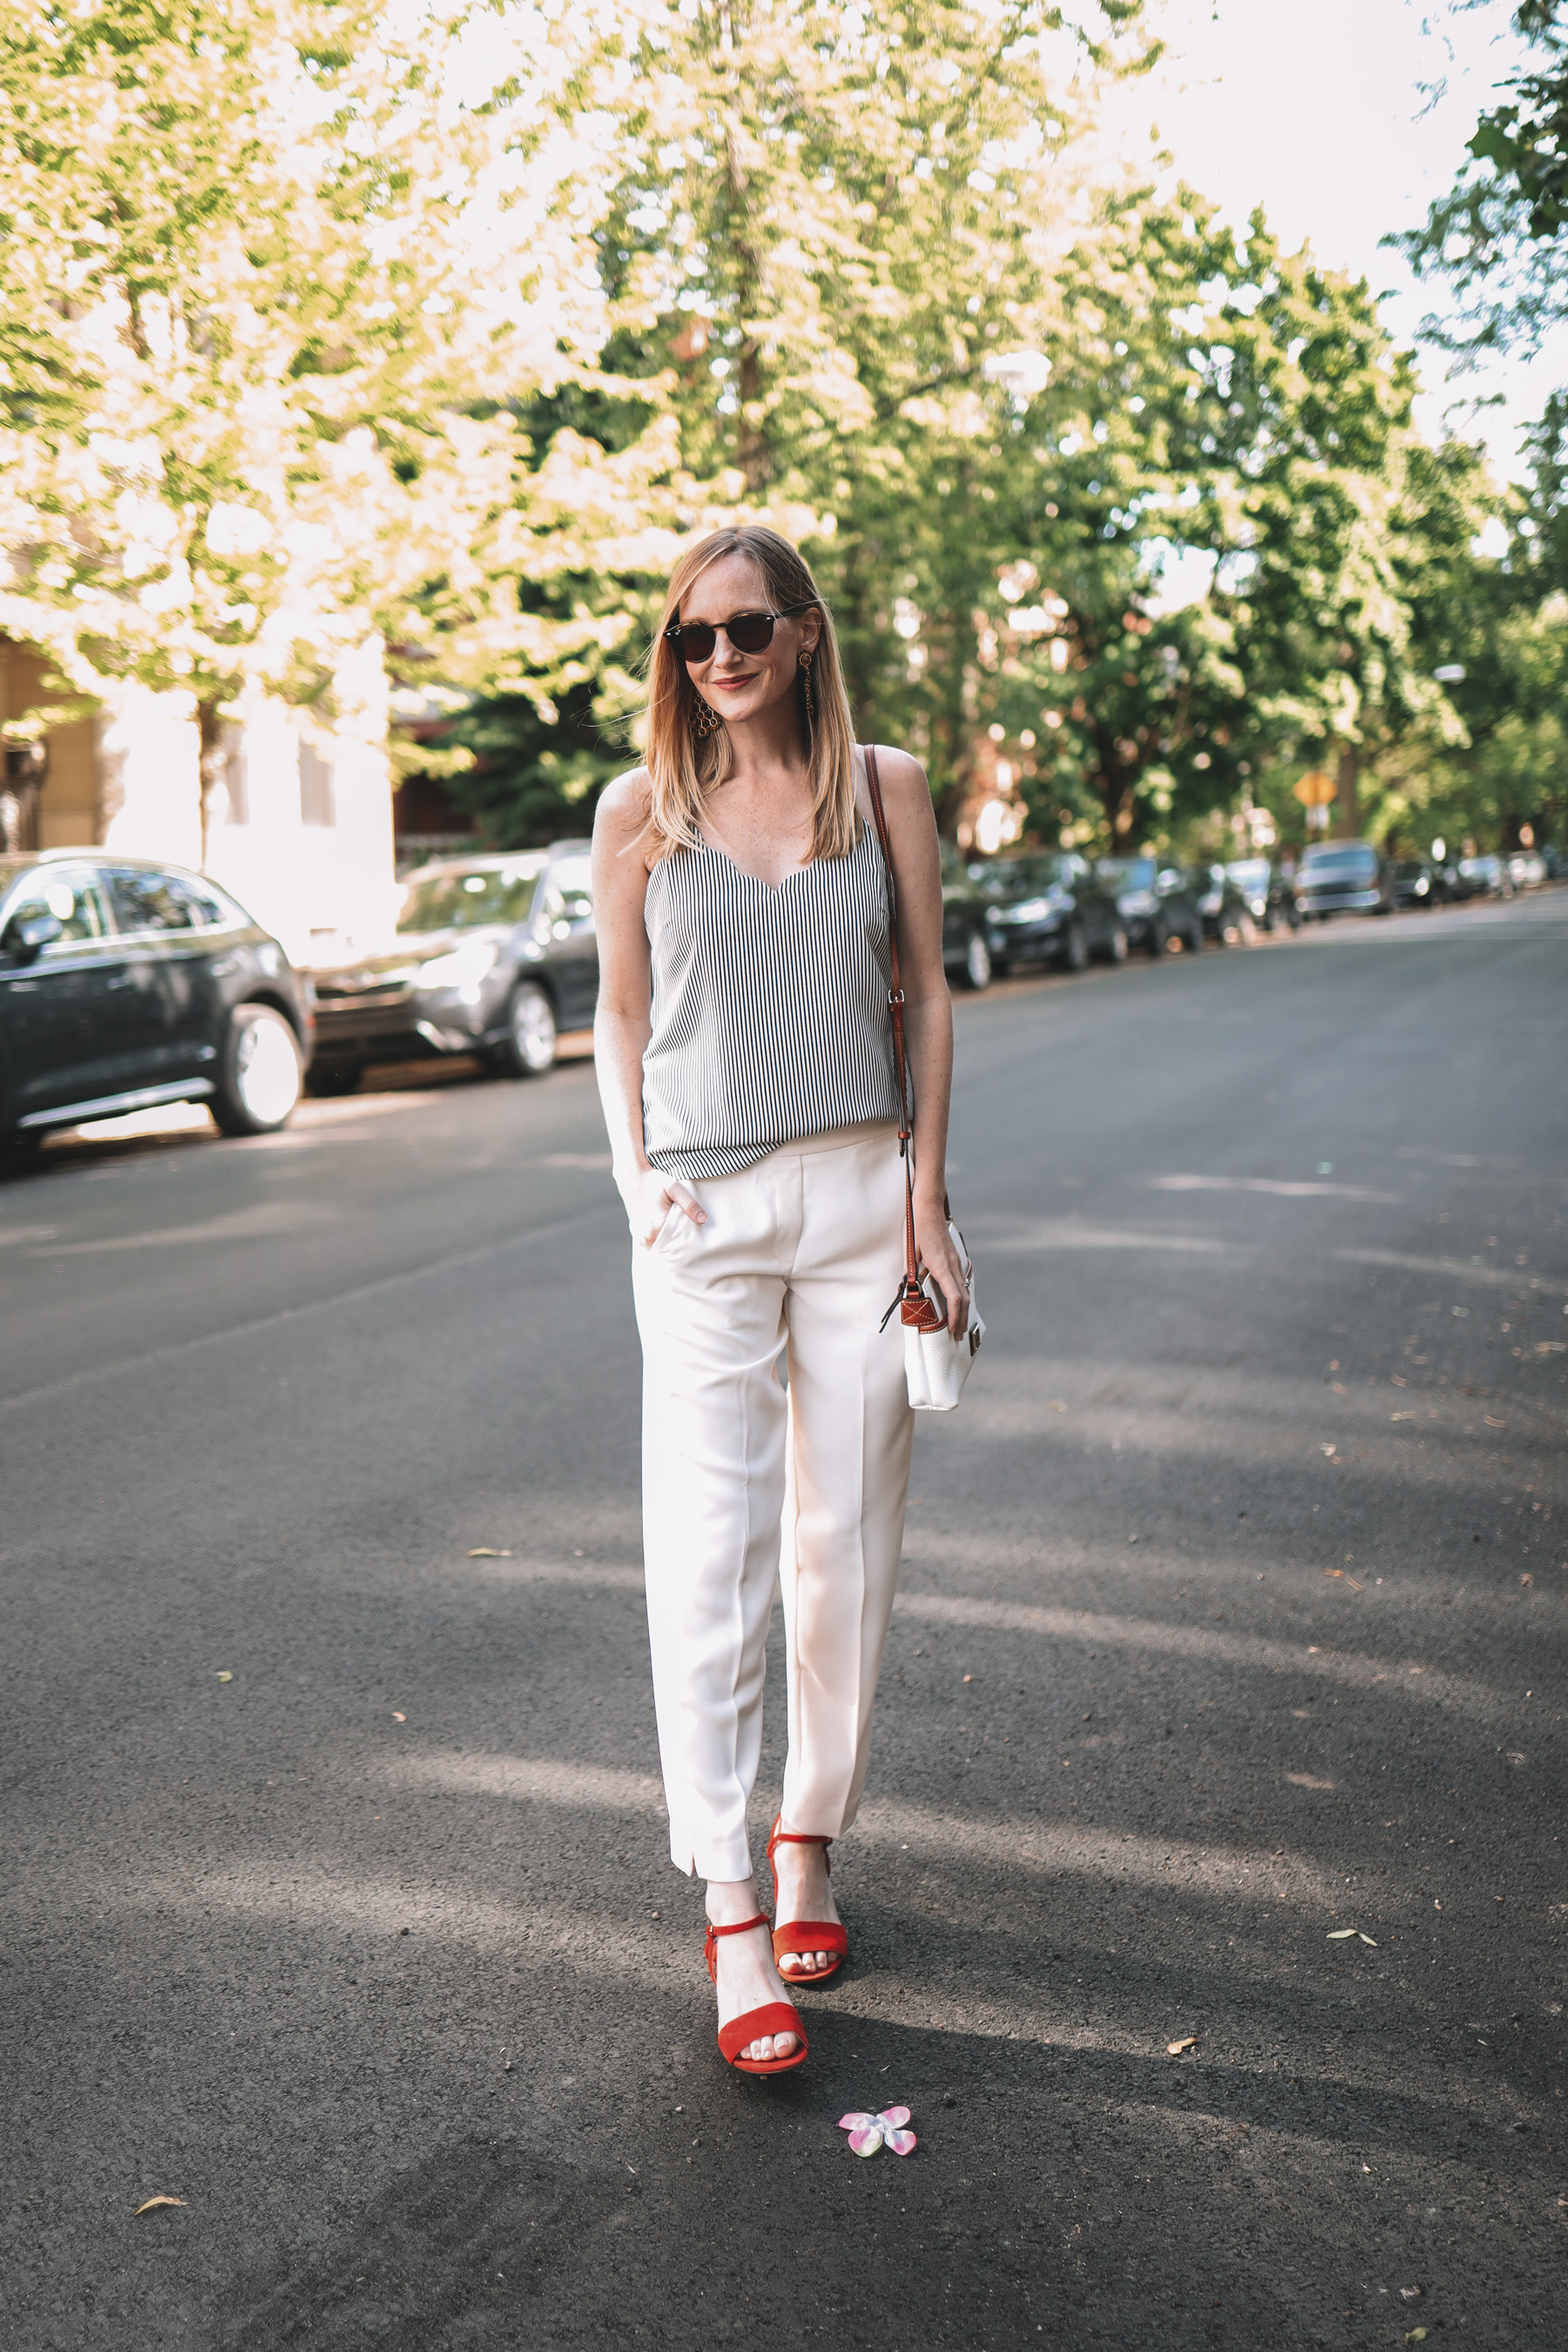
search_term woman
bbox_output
[591,524,967,2076]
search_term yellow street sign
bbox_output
[1293,768,1337,808]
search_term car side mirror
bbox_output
[3,910,63,961]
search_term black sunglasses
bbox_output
[664,602,814,666]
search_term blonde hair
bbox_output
[643,526,859,862]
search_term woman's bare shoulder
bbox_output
[595,765,652,835]
[863,744,934,818]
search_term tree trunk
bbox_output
[1336,746,1360,838]
[197,700,226,872]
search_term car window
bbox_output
[3,868,113,943]
[542,882,594,936]
[1098,858,1157,891]
[397,864,542,932]
[1301,847,1376,876]
[546,858,595,929]
[179,876,244,928]
[109,868,203,934]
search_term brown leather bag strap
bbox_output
[862,745,923,1304]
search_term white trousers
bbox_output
[632,1122,914,1881]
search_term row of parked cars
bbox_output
[1,826,1558,1154]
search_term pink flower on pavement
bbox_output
[838,2105,916,2158]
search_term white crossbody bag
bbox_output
[863,746,984,1412]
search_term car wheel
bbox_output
[1234,912,1258,946]
[961,928,993,990]
[497,981,558,1077]
[212,1004,304,1136]
[1060,920,1088,973]
[1105,923,1128,963]
[305,1060,363,1097]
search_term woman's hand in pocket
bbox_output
[625,1166,706,1249]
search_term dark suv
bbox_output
[0,849,313,1153]
[939,846,995,990]
[1294,841,1392,920]
[1097,857,1205,956]
[307,842,597,1091]
[972,852,1126,971]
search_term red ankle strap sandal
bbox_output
[704,1912,808,2075]
[767,1816,849,1984]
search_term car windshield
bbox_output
[976,855,1071,896]
[1227,859,1270,890]
[1301,848,1375,876]
[398,864,541,932]
[1098,858,1156,891]
[1390,859,1425,877]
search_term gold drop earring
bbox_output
[691,693,721,740]
[798,649,815,732]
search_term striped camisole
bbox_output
[641,815,902,1180]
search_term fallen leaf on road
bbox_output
[1320,1443,1336,1456]
[391,1712,406,1723]
[1166,2036,1199,2055]
[1327,1929,1357,1940]
[1390,1411,1416,1422]
[214,1671,233,1683]
[1359,1932,1377,1946]
[1405,2331,1428,2343]
[1484,1416,1506,1429]
[134,2197,186,2217]
[1399,2286,1423,2301]
[1325,1568,1364,1592]
[466,1548,512,1558]
[1286,1773,1335,1789]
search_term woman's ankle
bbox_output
[705,1875,761,1927]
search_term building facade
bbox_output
[0,637,398,963]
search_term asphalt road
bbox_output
[3,893,1565,2352]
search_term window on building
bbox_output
[224,728,249,828]
[299,740,336,828]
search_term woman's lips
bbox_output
[711,674,755,689]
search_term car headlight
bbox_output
[1005,897,1054,923]
[415,939,501,992]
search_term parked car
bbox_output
[307,842,596,1091]
[1456,853,1513,901]
[1226,855,1301,932]
[1506,849,1546,889]
[1294,841,1393,920]
[0,848,312,1154]
[1189,862,1259,944]
[1543,843,1565,881]
[1388,856,1439,909]
[970,852,1126,973]
[1096,857,1205,956]
[939,846,994,990]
